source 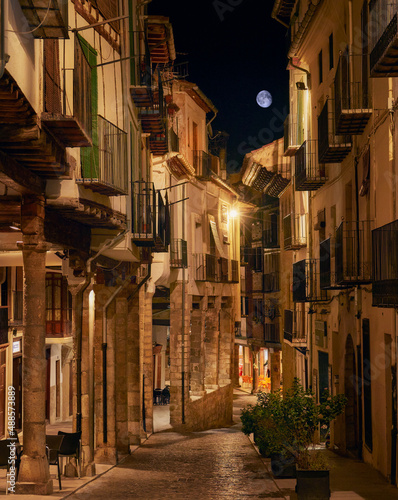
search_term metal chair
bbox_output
[46,435,64,490]
[57,431,82,478]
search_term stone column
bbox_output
[218,298,233,387]
[142,288,154,434]
[189,296,205,396]
[170,281,191,425]
[115,296,129,454]
[17,196,53,495]
[204,294,220,390]
[127,292,142,444]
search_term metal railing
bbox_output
[264,322,280,343]
[334,53,372,134]
[231,260,239,283]
[194,253,217,281]
[170,239,187,268]
[372,219,398,307]
[293,259,327,302]
[83,115,128,194]
[295,140,327,191]
[193,150,219,178]
[335,220,373,284]
[318,99,352,163]
[132,181,155,241]
[369,0,398,58]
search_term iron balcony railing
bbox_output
[372,219,398,307]
[218,257,229,283]
[263,272,280,293]
[131,181,170,250]
[283,213,307,250]
[194,253,217,282]
[318,99,352,163]
[319,238,351,290]
[334,53,372,135]
[78,115,128,195]
[295,140,327,191]
[369,0,398,76]
[264,322,280,344]
[170,238,187,268]
[335,220,373,285]
[293,259,328,302]
[193,150,220,179]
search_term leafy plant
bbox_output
[241,378,347,469]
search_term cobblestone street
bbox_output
[67,390,286,500]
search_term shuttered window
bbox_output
[44,39,62,114]
[78,36,98,179]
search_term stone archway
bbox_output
[344,334,358,454]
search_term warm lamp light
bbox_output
[230,209,238,218]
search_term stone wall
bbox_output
[184,383,234,431]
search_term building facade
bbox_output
[270,0,398,486]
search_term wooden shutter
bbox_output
[44,39,62,114]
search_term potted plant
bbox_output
[241,378,347,496]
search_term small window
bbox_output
[318,50,323,84]
[329,33,334,70]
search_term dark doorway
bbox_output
[345,334,358,454]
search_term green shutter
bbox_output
[78,35,99,179]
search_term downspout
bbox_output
[288,57,312,90]
[102,261,152,443]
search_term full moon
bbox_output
[256,90,272,108]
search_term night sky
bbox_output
[148,0,289,172]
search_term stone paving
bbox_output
[67,390,286,500]
[4,389,398,498]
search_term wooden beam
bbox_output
[44,210,91,254]
[0,150,45,195]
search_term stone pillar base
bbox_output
[82,462,96,477]
[16,480,53,496]
[64,460,79,477]
[94,446,117,465]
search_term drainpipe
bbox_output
[101,261,152,443]
[289,58,311,90]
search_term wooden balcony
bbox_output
[76,116,128,195]
[372,219,398,307]
[369,1,398,77]
[18,0,69,38]
[0,71,69,178]
[292,259,327,302]
[335,221,373,286]
[130,31,153,108]
[318,99,352,163]
[334,53,372,134]
[295,140,327,191]
[42,37,92,147]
